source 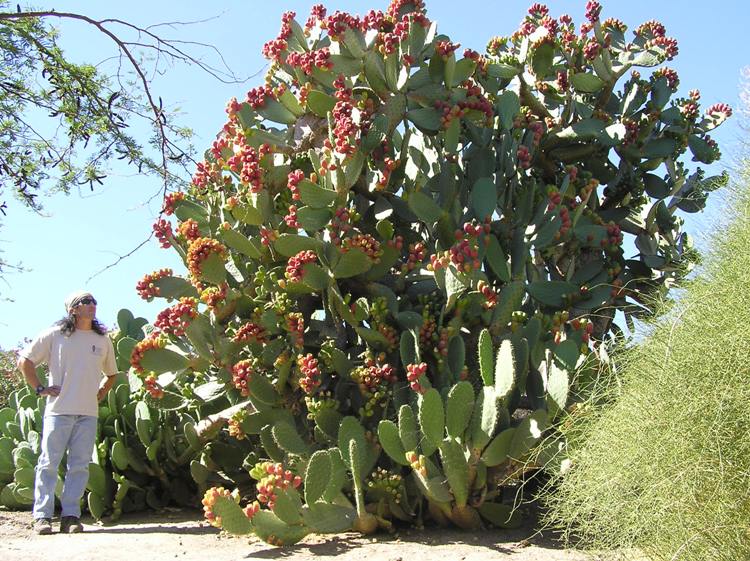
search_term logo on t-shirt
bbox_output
[91,345,103,356]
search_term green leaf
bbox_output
[322,449,347,502]
[687,135,715,164]
[342,26,366,58]
[272,488,303,525]
[378,420,408,465]
[485,235,510,282]
[355,326,390,348]
[279,83,305,116]
[193,380,226,402]
[14,466,34,488]
[557,118,605,140]
[407,107,442,133]
[117,309,134,334]
[325,55,362,79]
[413,472,453,504]
[531,213,562,249]
[396,311,423,330]
[547,361,569,418]
[303,503,356,533]
[299,180,338,208]
[526,281,579,308]
[553,340,580,371]
[496,91,520,130]
[623,49,661,67]
[375,218,394,240]
[644,173,671,199]
[471,177,496,220]
[481,427,514,466]
[439,437,469,506]
[306,90,336,117]
[333,249,372,278]
[111,440,129,471]
[531,42,554,77]
[231,201,264,226]
[444,265,467,312]
[257,97,297,125]
[212,495,253,535]
[338,416,366,470]
[304,450,331,504]
[174,199,209,225]
[601,123,626,147]
[574,224,607,247]
[398,405,419,453]
[486,63,520,79]
[198,252,226,285]
[246,373,279,406]
[252,510,308,546]
[400,330,419,366]
[184,315,214,362]
[446,382,475,439]
[139,347,189,374]
[220,228,262,259]
[478,502,523,528]
[297,206,331,231]
[408,191,443,223]
[642,138,677,159]
[302,263,330,291]
[650,77,671,110]
[494,339,516,402]
[314,408,342,441]
[86,462,106,497]
[341,150,366,191]
[418,389,444,455]
[452,58,477,87]
[443,116,460,153]
[429,51,445,82]
[152,276,198,300]
[0,438,15,474]
[116,337,137,371]
[509,409,548,459]
[571,72,605,93]
[478,329,494,386]
[273,422,310,457]
[443,52,456,89]
[88,492,106,520]
[274,234,324,256]
[447,336,465,381]
[364,51,388,98]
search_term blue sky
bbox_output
[1,0,747,348]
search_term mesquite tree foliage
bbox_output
[0,4,239,214]
[130,0,730,544]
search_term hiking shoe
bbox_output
[60,516,84,533]
[34,518,53,535]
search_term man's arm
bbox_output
[97,375,116,402]
[17,356,60,397]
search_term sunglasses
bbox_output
[76,297,97,306]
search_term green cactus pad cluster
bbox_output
[128,0,729,544]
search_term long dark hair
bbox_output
[55,315,108,336]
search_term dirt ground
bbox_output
[0,507,612,561]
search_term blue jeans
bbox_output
[33,414,97,519]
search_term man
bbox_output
[18,290,117,535]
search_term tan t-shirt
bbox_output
[21,326,117,417]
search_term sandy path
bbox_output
[0,509,602,561]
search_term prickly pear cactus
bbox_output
[134,0,730,543]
